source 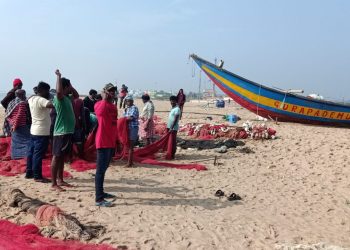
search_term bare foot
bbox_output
[51,185,66,192]
[57,181,74,188]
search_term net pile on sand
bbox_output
[179,122,277,140]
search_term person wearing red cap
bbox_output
[1,78,23,110]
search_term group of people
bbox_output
[1,73,186,207]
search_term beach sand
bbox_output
[1,99,350,249]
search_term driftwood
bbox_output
[7,189,104,241]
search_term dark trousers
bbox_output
[167,129,178,159]
[95,148,114,202]
[119,97,125,109]
[26,135,49,179]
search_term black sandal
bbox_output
[215,189,225,197]
[227,193,242,201]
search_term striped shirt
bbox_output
[6,102,28,130]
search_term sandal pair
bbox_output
[215,190,242,201]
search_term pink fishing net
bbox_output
[0,220,116,250]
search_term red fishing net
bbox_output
[153,115,167,136]
[73,118,207,171]
[0,138,72,178]
[179,122,276,140]
[0,220,116,250]
[115,118,207,171]
[70,159,96,172]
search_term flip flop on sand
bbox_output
[227,193,242,201]
[215,189,225,197]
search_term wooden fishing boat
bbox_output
[191,54,350,127]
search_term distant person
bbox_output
[123,95,139,167]
[1,78,23,110]
[95,94,102,102]
[176,89,186,120]
[26,82,54,182]
[140,94,155,146]
[83,89,97,113]
[119,84,128,109]
[5,89,31,159]
[94,83,118,207]
[167,96,181,159]
[51,69,79,192]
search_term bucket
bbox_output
[216,100,225,108]
[228,114,237,123]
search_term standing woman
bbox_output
[6,89,31,159]
[139,94,155,146]
[176,89,186,120]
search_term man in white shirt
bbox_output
[26,82,54,182]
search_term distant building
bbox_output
[148,90,172,100]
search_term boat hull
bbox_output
[191,54,350,127]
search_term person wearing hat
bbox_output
[123,95,139,167]
[50,69,79,192]
[1,78,23,110]
[94,83,118,207]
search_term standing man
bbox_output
[176,89,186,120]
[119,84,128,109]
[94,83,118,207]
[123,95,139,167]
[83,89,97,113]
[1,78,23,110]
[51,70,78,191]
[71,98,86,159]
[167,96,181,159]
[26,82,54,182]
[140,94,155,146]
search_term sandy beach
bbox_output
[1,99,350,250]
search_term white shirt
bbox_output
[141,101,155,120]
[28,96,51,136]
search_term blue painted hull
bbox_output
[191,54,350,127]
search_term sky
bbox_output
[0,0,349,100]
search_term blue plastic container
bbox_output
[228,114,237,123]
[216,100,225,108]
